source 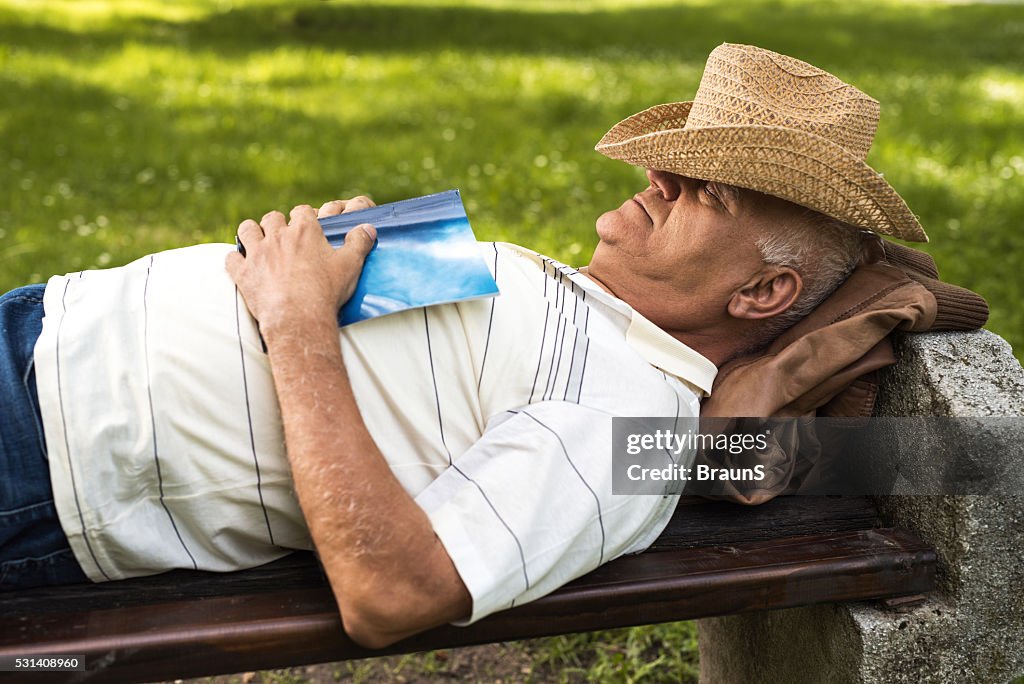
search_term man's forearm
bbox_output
[226,202,471,647]
[263,314,471,647]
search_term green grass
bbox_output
[529,622,699,683]
[1,0,1023,359]
[1,0,1021,680]
[177,621,699,683]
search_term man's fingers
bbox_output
[260,210,287,235]
[318,200,346,218]
[224,250,245,282]
[237,218,263,238]
[290,204,317,224]
[236,218,264,255]
[341,196,375,213]
[317,196,375,219]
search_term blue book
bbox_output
[317,189,500,326]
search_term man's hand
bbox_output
[225,196,471,648]
[225,199,377,337]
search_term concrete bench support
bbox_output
[696,330,1024,683]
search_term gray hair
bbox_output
[754,210,870,342]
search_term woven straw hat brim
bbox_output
[596,102,928,242]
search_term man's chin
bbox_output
[586,242,625,280]
[595,204,651,244]
[590,230,644,266]
[594,210,619,243]
[589,239,611,266]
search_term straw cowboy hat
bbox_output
[595,43,928,242]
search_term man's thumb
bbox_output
[345,223,377,255]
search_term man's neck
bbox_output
[577,266,613,295]
[578,267,752,367]
[668,328,756,367]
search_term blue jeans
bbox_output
[0,284,88,590]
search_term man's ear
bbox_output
[727,266,802,320]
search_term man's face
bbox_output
[588,169,800,335]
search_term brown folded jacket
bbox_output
[694,241,989,505]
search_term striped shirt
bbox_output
[33,241,716,623]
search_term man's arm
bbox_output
[225,201,471,648]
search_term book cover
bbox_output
[317,189,500,326]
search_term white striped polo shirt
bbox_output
[33,241,716,624]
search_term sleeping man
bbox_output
[0,44,931,647]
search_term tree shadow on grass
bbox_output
[1,1,1021,75]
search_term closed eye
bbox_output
[702,181,721,203]
[703,180,740,215]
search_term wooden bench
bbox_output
[0,495,935,683]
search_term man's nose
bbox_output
[645,168,681,202]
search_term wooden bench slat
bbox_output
[0,526,935,684]
[0,496,879,618]
[649,495,880,551]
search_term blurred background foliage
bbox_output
[1,0,1022,359]
[0,1,1021,679]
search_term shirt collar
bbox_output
[566,265,719,397]
[624,310,718,397]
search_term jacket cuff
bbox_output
[882,240,988,330]
[913,274,989,330]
